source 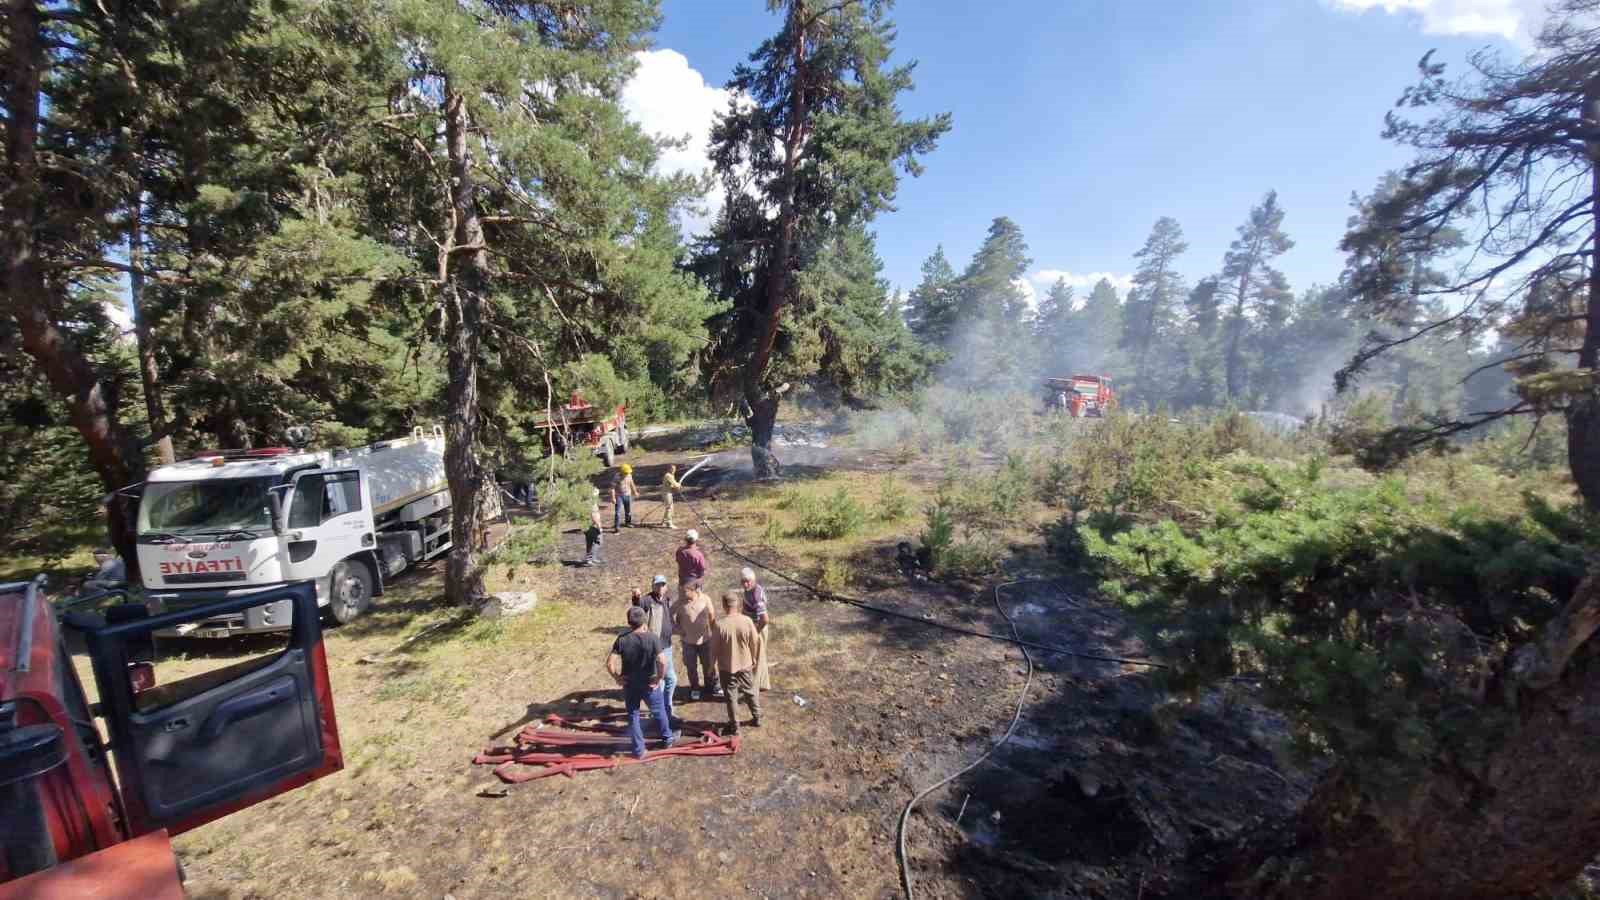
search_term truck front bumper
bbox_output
[146,578,326,637]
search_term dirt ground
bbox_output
[86,428,1310,899]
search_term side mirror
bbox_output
[267,485,289,536]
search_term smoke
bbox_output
[1285,343,1351,417]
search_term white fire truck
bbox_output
[136,427,459,635]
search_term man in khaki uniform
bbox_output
[711,590,762,735]
[673,582,721,700]
[661,463,683,529]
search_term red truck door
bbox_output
[82,582,342,837]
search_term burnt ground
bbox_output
[123,425,1313,899]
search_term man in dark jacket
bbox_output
[606,605,676,759]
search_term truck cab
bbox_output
[0,576,342,895]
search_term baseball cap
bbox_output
[685,529,698,541]
[653,574,667,586]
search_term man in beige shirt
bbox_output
[711,590,763,735]
[673,583,721,700]
[661,463,683,529]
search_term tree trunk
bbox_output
[743,0,808,479]
[130,193,175,464]
[747,396,780,479]
[1,0,143,573]
[1224,289,1248,400]
[1198,575,1600,900]
[1567,78,1600,513]
[441,82,490,606]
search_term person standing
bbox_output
[675,529,707,591]
[632,577,678,727]
[661,463,683,529]
[606,605,676,759]
[673,581,720,700]
[583,489,604,567]
[740,567,772,690]
[612,464,637,531]
[711,591,762,734]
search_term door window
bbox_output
[288,472,363,529]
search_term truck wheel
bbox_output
[329,560,373,625]
[601,440,615,468]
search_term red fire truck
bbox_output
[1044,374,1116,418]
[530,392,630,467]
[0,576,341,897]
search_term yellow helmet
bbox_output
[620,464,633,474]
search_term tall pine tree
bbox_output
[702,0,948,475]
[1120,216,1188,403]
[1218,190,1294,401]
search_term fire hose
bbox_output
[474,714,737,783]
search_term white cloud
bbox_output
[1324,0,1549,44]
[1029,269,1135,301]
[1012,277,1037,309]
[620,49,734,235]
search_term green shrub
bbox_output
[878,478,911,521]
[920,501,955,570]
[817,558,853,594]
[789,487,868,540]
[939,537,1004,578]
[1084,470,1596,788]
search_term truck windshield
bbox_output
[138,477,277,537]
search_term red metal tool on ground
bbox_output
[473,713,738,783]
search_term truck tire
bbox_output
[601,440,615,468]
[329,559,374,625]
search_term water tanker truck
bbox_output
[136,426,457,635]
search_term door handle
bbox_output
[197,677,295,742]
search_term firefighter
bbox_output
[661,463,683,529]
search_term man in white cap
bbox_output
[675,529,707,592]
[631,575,678,726]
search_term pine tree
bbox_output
[905,246,959,346]
[1218,190,1294,401]
[944,216,1033,388]
[702,0,949,475]
[1069,277,1124,377]
[1033,277,1076,361]
[1120,216,1188,403]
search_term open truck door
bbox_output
[82,582,342,838]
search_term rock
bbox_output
[478,591,538,619]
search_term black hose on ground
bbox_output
[897,580,1035,899]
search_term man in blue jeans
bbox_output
[607,605,677,759]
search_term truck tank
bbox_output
[333,426,449,516]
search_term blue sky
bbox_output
[624,0,1543,304]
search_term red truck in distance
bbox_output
[1045,375,1116,418]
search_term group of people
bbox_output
[583,462,686,566]
[603,526,775,758]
